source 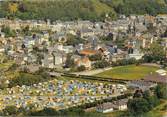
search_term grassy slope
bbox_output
[0,0,115,21]
[145,99,167,117]
[96,65,158,80]
[1,0,167,20]
[91,0,114,14]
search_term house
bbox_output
[77,20,93,29]
[106,44,118,55]
[96,99,128,113]
[127,48,144,60]
[72,54,81,62]
[156,14,167,25]
[79,28,94,38]
[76,57,91,69]
[61,45,74,54]
[79,49,98,56]
[113,99,128,111]
[87,36,99,49]
[23,64,40,73]
[23,36,36,48]
[111,50,127,62]
[98,47,111,61]
[96,102,116,113]
[51,32,67,43]
[42,31,49,39]
[42,54,55,68]
[0,46,5,54]
[52,51,66,66]
[75,44,84,51]
[54,44,74,54]
[161,37,167,48]
[27,54,37,64]
[42,51,66,69]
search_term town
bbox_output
[0,1,167,116]
[0,14,166,70]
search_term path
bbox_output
[72,67,113,76]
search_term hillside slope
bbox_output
[0,0,167,21]
[0,0,116,21]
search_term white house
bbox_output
[96,102,115,113]
[96,99,128,113]
[127,49,144,60]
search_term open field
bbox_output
[96,65,159,80]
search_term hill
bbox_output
[0,0,116,21]
[0,0,167,21]
[101,0,167,16]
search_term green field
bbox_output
[96,65,158,80]
[144,100,167,117]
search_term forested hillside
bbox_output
[0,0,167,21]
[101,0,167,16]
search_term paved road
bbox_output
[141,63,161,67]
[72,67,113,76]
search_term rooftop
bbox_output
[79,50,98,56]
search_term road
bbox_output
[141,63,161,67]
[72,67,113,76]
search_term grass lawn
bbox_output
[105,111,127,117]
[96,65,158,80]
[144,99,167,117]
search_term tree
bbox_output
[66,34,85,46]
[22,25,30,35]
[155,84,167,99]
[36,53,44,65]
[147,95,160,109]
[77,65,86,71]
[127,98,150,115]
[1,25,16,37]
[89,54,102,61]
[143,90,151,99]
[143,90,160,109]
[143,43,166,62]
[8,63,18,71]
[18,3,27,12]
[133,89,143,98]
[100,33,114,41]
[65,54,75,68]
[2,106,18,116]
[94,60,110,68]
